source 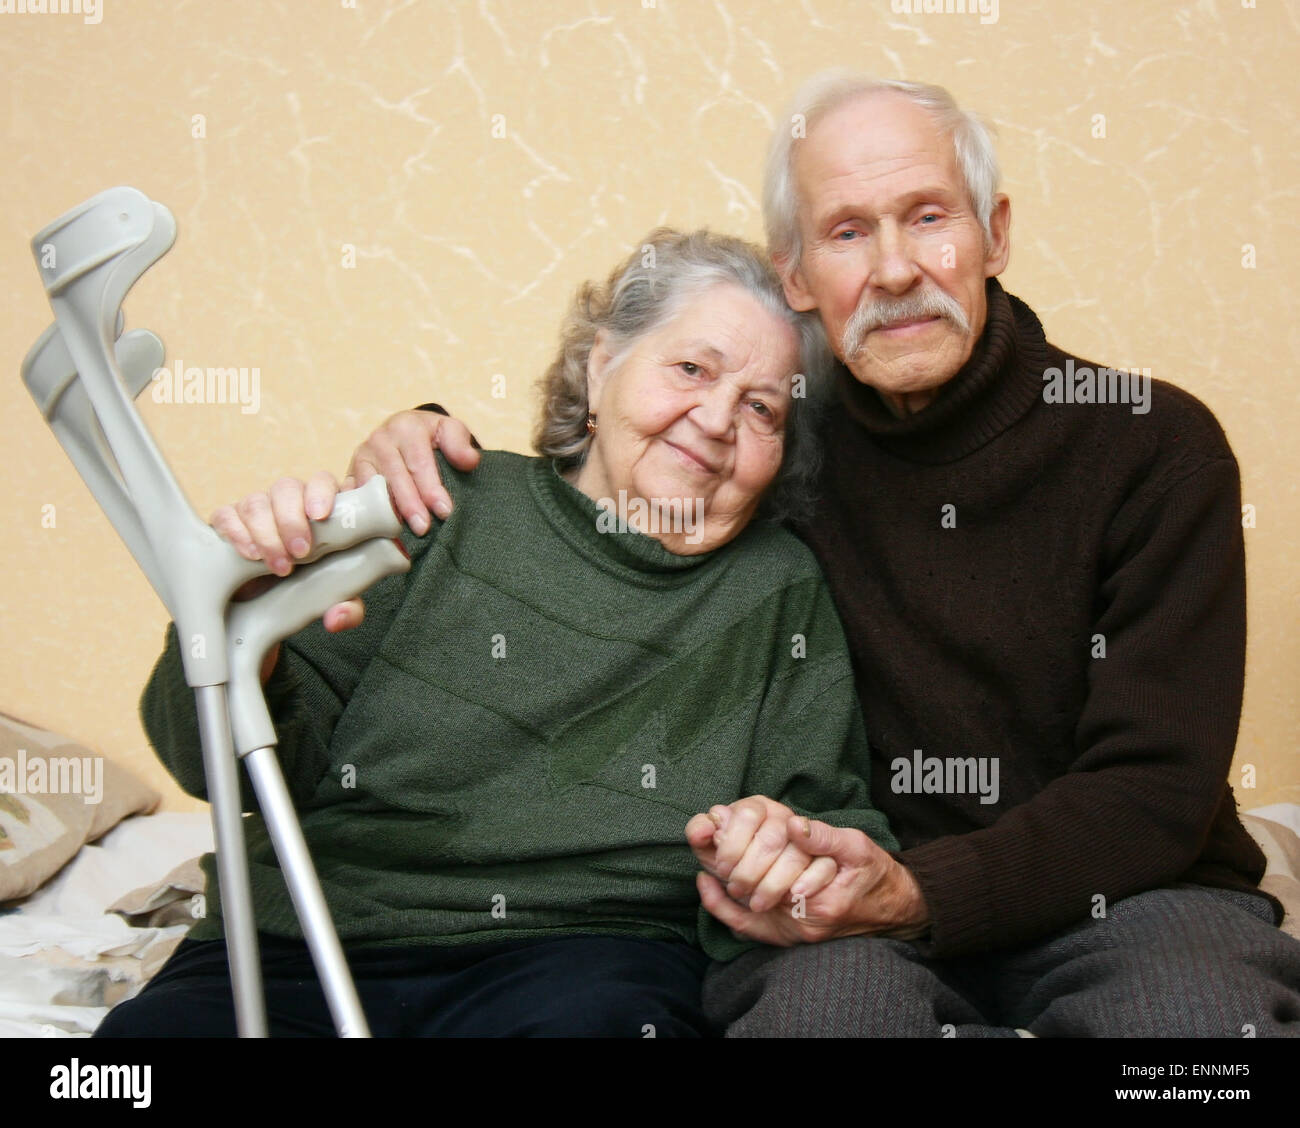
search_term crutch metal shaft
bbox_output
[244,748,368,1037]
[196,687,268,1037]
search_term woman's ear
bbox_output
[586,329,614,414]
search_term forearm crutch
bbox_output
[21,186,410,1037]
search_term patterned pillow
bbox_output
[0,711,159,903]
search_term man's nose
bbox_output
[867,222,921,294]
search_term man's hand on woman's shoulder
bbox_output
[344,408,481,534]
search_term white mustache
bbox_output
[842,289,970,357]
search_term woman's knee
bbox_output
[94,980,240,1038]
[473,936,713,1037]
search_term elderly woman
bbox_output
[94,228,896,1039]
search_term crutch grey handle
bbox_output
[265,474,404,569]
[210,474,406,579]
[165,475,406,682]
[225,537,411,757]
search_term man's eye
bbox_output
[919,213,941,224]
[835,229,857,241]
[679,361,703,376]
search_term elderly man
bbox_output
[342,71,1300,1036]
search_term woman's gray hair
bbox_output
[763,70,1001,273]
[534,227,830,523]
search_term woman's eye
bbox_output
[749,401,773,419]
[835,229,857,241]
[679,361,702,376]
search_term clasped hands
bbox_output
[685,796,931,946]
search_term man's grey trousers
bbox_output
[703,884,1300,1036]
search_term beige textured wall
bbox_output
[1,0,1295,813]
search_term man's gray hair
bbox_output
[763,70,1001,273]
[534,227,830,522]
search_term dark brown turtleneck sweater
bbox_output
[792,276,1280,957]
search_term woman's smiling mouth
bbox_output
[663,439,720,474]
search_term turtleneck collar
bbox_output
[833,277,1050,464]
[528,458,723,582]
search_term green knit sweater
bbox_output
[140,451,896,962]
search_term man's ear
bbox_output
[776,251,819,313]
[586,329,614,414]
[983,194,1011,278]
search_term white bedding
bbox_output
[1249,802,1300,838]
[0,812,212,1038]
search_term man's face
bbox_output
[781,90,1010,413]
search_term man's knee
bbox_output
[703,937,981,1037]
[1017,886,1300,1037]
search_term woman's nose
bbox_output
[690,385,739,437]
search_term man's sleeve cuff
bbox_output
[414,403,482,450]
[898,835,995,958]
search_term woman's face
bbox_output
[573,283,801,554]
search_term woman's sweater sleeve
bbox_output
[745,663,897,853]
[697,574,898,962]
[747,574,897,851]
[139,522,433,812]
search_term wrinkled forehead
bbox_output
[794,91,964,212]
[659,284,802,389]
